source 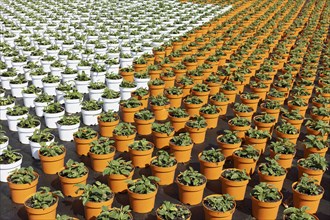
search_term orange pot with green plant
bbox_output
[150,151,178,186]
[39,143,66,175]
[97,111,120,138]
[152,122,175,149]
[113,123,137,152]
[198,148,225,180]
[170,133,194,163]
[128,139,154,168]
[74,127,98,156]
[232,146,260,175]
[258,157,287,191]
[185,116,208,144]
[88,137,116,172]
[219,169,250,201]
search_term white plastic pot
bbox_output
[1,76,15,90]
[6,113,28,131]
[44,110,65,129]
[120,58,133,68]
[61,73,77,83]
[43,82,60,96]
[64,98,82,114]
[66,60,80,69]
[119,86,137,100]
[57,123,80,141]
[134,77,150,89]
[50,67,63,78]
[91,71,106,83]
[34,101,50,117]
[0,139,9,155]
[102,97,121,112]
[106,64,120,74]
[31,75,46,88]
[0,156,22,182]
[40,60,53,72]
[29,137,54,160]
[75,80,91,94]
[77,66,91,76]
[0,102,15,120]
[11,62,26,74]
[17,124,41,144]
[55,89,66,104]
[106,78,123,92]
[10,82,28,98]
[89,89,104,101]
[82,108,102,126]
[22,93,38,108]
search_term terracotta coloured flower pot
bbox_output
[150,158,177,185]
[134,117,155,136]
[253,116,275,134]
[114,133,136,152]
[151,104,170,121]
[176,176,207,205]
[161,75,176,89]
[198,153,225,180]
[251,193,282,220]
[89,150,115,173]
[210,99,229,116]
[185,125,207,144]
[58,172,88,197]
[107,169,134,193]
[206,82,221,96]
[149,84,165,97]
[297,162,324,184]
[260,104,281,122]
[191,90,210,105]
[233,110,254,121]
[220,169,249,201]
[303,146,328,158]
[84,198,114,220]
[200,110,221,129]
[173,69,187,81]
[232,152,258,175]
[149,70,162,80]
[292,182,324,214]
[275,129,299,144]
[258,168,287,191]
[131,94,149,109]
[74,135,98,156]
[183,102,204,117]
[228,120,250,139]
[127,186,158,213]
[269,149,295,169]
[244,136,268,154]
[216,137,242,159]
[281,115,304,131]
[240,97,260,112]
[156,204,191,220]
[152,130,175,149]
[7,172,39,204]
[97,118,119,138]
[305,126,328,141]
[24,196,59,220]
[170,141,193,163]
[129,144,154,168]
[203,194,236,220]
[168,114,189,132]
[310,112,330,123]
[39,149,66,174]
[221,89,237,103]
[166,93,183,108]
[121,106,141,123]
[250,87,268,100]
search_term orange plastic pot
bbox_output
[275,129,299,144]
[170,141,193,163]
[150,158,177,185]
[232,152,258,175]
[152,130,175,149]
[134,117,155,136]
[228,120,250,139]
[220,169,249,201]
[8,172,39,204]
[176,175,206,205]
[89,150,115,172]
[120,71,134,82]
[292,182,324,214]
[114,133,136,152]
[156,204,191,220]
[166,93,183,108]
[297,162,324,184]
[260,104,281,122]
[191,90,210,105]
[233,110,254,121]
[178,84,193,98]
[240,97,260,112]
[258,168,287,191]
[107,169,134,193]
[266,95,286,105]
[269,149,295,169]
[184,102,203,117]
[198,153,225,180]
[161,75,176,89]
[209,99,229,116]
[185,125,207,144]
[169,115,189,132]
[310,112,330,123]
[221,89,237,103]
[98,118,119,138]
[24,196,59,220]
[253,116,275,134]
[173,69,187,81]
[131,94,149,109]
[128,185,158,213]
[153,51,166,63]
[149,84,165,97]
[84,198,114,220]
[250,87,268,100]
[58,172,88,197]
[216,137,242,159]
[200,110,221,129]
[251,193,282,220]
[184,62,198,71]
[304,146,328,158]
[129,144,154,168]
[151,104,170,121]
[39,149,66,174]
[281,115,304,131]
[74,135,98,156]
[244,136,268,154]
[149,70,162,80]
[134,63,147,72]
[121,106,141,123]
[306,126,328,141]
[205,82,221,96]
[203,194,236,220]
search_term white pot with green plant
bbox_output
[34,93,54,117]
[30,68,48,88]
[1,68,17,90]
[119,80,137,100]
[22,85,42,108]
[61,67,78,83]
[134,72,150,89]
[102,88,121,112]
[88,82,106,101]
[17,115,41,144]
[55,83,72,104]
[64,89,83,114]
[0,146,23,182]
[105,73,123,92]
[42,74,61,96]
[90,63,106,83]
[56,115,80,141]
[0,96,15,120]
[6,105,29,131]
[9,74,28,98]
[75,72,91,94]
[81,100,103,126]
[0,130,9,155]
[43,102,65,129]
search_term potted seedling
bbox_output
[128,139,154,168]
[17,115,41,144]
[152,122,175,149]
[232,103,254,121]
[119,80,137,100]
[9,74,28,98]
[310,106,330,123]
[89,137,115,172]
[113,122,137,152]
[202,194,236,220]
[103,158,134,193]
[74,127,98,156]
[191,83,210,105]
[260,99,282,122]
[199,104,221,129]
[288,97,308,117]
[198,148,225,180]
[283,206,319,220]
[292,174,324,214]
[297,153,328,183]
[91,64,107,83]
[58,159,88,197]
[34,92,54,117]
[88,82,106,101]
[0,146,23,182]
[64,89,83,114]
[29,128,54,159]
[0,96,15,120]
[77,181,114,220]
[232,145,260,175]
[250,182,283,220]
[258,157,287,190]
[98,110,120,138]
[6,105,29,132]
[150,150,178,185]
[150,95,170,121]
[102,88,121,112]
[281,109,304,130]
[120,98,142,123]
[275,121,300,144]
[75,72,91,94]
[185,115,208,144]
[57,115,80,141]
[176,76,194,98]
[55,83,72,104]
[30,68,48,88]
[22,85,42,107]
[266,88,286,105]
[220,168,250,201]
[24,187,63,220]
[168,107,190,132]
[0,126,9,154]
[217,130,242,158]
[253,113,276,134]
[127,175,159,213]
[305,119,330,140]
[39,142,66,174]
[81,100,102,126]
[43,102,65,129]
[245,128,271,154]
[156,201,191,220]
[119,67,135,82]
[61,67,78,83]
[134,109,155,135]
[220,81,238,103]
[131,87,149,109]
[96,206,133,220]
[228,116,251,139]
[42,74,61,96]
[176,167,206,205]
[164,86,183,108]
[134,71,150,89]
[303,135,329,157]
[1,68,17,90]
[7,166,39,204]
[169,132,193,163]
[183,95,204,117]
